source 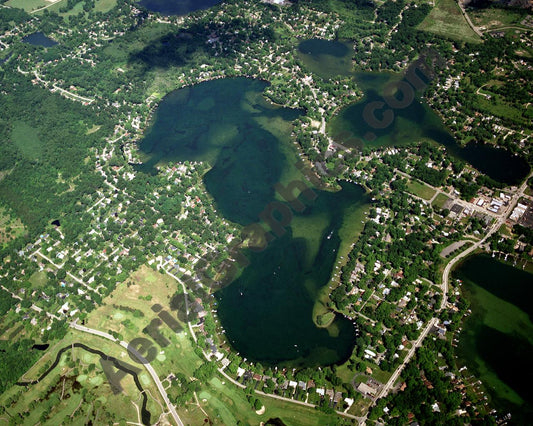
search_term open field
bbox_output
[407,180,436,200]
[0,330,166,425]
[0,207,25,244]
[5,0,51,13]
[469,6,529,32]
[11,121,42,161]
[418,0,482,43]
[432,193,450,210]
[85,265,181,339]
[476,95,530,125]
[85,265,204,378]
[181,375,345,426]
[8,0,118,16]
[94,0,116,13]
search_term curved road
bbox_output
[70,321,184,426]
[372,170,533,415]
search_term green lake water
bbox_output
[453,254,533,423]
[138,77,368,366]
[296,39,530,186]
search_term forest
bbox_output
[0,72,113,234]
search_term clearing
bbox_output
[407,180,436,201]
[418,0,482,44]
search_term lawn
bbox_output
[406,180,436,200]
[29,270,48,288]
[94,0,117,13]
[432,193,450,210]
[185,375,346,426]
[5,0,51,12]
[418,0,482,44]
[0,330,166,425]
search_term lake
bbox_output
[137,0,222,15]
[296,39,530,186]
[22,32,58,47]
[453,254,533,423]
[138,77,369,366]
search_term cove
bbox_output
[295,39,530,185]
[453,254,533,423]
[137,77,368,366]
[137,0,222,15]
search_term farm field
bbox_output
[418,0,482,43]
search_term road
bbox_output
[70,321,184,426]
[34,249,100,294]
[165,270,197,343]
[374,317,437,401]
[458,0,484,38]
[370,170,533,414]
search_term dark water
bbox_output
[296,39,530,185]
[296,39,353,78]
[137,0,222,15]
[138,77,367,366]
[454,254,533,423]
[216,181,366,367]
[455,254,533,320]
[22,32,58,47]
[31,343,50,351]
[138,78,302,225]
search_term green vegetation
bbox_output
[0,80,112,234]
[418,0,482,43]
[0,207,25,244]
[5,0,48,13]
[11,121,43,161]
[406,180,437,200]
[0,331,165,424]
[432,193,450,210]
[469,6,530,31]
[0,0,531,424]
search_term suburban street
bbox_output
[375,169,533,411]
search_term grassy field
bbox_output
[469,6,528,31]
[418,0,482,43]
[94,0,117,13]
[85,265,205,379]
[407,180,436,200]
[15,0,118,16]
[86,265,180,340]
[183,375,346,426]
[476,95,530,125]
[0,330,166,425]
[29,270,49,288]
[0,207,25,244]
[432,193,450,210]
[11,121,43,161]
[5,0,50,12]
